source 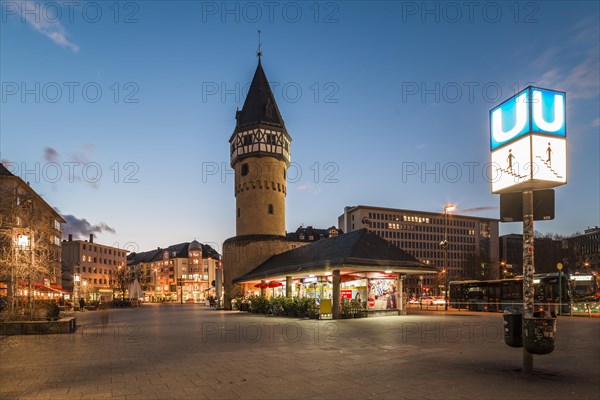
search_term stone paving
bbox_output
[1,304,598,400]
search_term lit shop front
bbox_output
[239,271,410,316]
[298,274,399,312]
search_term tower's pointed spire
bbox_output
[235,47,286,131]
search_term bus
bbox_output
[449,272,599,313]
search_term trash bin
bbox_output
[503,307,523,348]
[523,311,557,355]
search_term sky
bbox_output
[1,1,599,255]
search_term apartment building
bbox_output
[61,234,128,302]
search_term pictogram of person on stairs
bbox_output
[546,142,552,166]
[507,149,515,173]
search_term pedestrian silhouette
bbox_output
[546,142,552,165]
[507,149,515,172]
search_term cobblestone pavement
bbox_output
[1,304,598,399]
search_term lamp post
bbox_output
[419,275,423,309]
[74,272,80,310]
[82,279,88,303]
[556,262,563,316]
[442,204,456,310]
[180,278,184,304]
[153,268,158,302]
[441,269,447,307]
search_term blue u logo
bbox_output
[531,89,565,135]
[490,87,566,150]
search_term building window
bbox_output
[241,163,249,176]
[268,204,274,214]
[237,208,240,218]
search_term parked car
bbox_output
[431,296,446,305]
[421,296,446,306]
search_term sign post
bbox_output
[490,86,566,374]
[522,190,535,373]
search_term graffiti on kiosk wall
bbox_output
[368,279,397,310]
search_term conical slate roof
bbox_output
[235,60,286,131]
[233,229,438,282]
[0,163,15,176]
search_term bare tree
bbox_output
[109,267,128,300]
[0,184,62,319]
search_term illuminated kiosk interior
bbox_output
[233,229,437,317]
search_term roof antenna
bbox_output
[257,29,262,61]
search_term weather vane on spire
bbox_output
[257,29,262,59]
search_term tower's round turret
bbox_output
[229,59,291,238]
[189,240,202,251]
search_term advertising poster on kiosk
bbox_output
[368,279,398,310]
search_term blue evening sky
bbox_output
[1,1,599,254]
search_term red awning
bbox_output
[18,282,66,293]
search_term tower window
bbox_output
[237,208,240,218]
[241,164,249,176]
[268,204,274,214]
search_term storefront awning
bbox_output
[234,229,439,283]
[18,282,66,294]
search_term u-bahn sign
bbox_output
[490,86,567,194]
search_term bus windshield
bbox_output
[570,275,599,300]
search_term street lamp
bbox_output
[442,204,456,310]
[82,279,88,302]
[583,261,590,270]
[74,272,80,310]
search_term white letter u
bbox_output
[533,90,564,132]
[492,92,528,144]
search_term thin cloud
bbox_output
[20,1,79,52]
[459,206,498,213]
[297,184,311,190]
[534,17,599,100]
[44,147,59,162]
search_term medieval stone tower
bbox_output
[222,56,293,308]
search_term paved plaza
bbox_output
[1,305,598,400]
